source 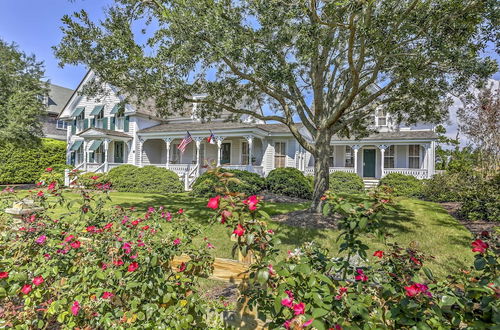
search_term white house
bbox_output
[58,71,437,189]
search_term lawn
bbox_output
[6,190,475,278]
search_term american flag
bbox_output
[177,132,193,153]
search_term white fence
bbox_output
[304,167,356,176]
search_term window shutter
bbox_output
[102,117,108,130]
[84,119,89,129]
[110,117,116,130]
[71,120,76,134]
[90,118,95,127]
[124,116,130,132]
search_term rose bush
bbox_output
[205,179,499,329]
[0,171,215,328]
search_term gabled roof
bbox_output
[77,127,132,139]
[47,83,73,115]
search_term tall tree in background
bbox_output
[55,0,499,211]
[458,81,500,175]
[0,39,48,147]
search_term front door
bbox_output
[363,149,376,177]
[221,143,231,165]
[114,141,124,163]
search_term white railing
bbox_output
[86,163,100,172]
[168,164,191,177]
[329,167,356,174]
[184,164,199,190]
[383,168,428,179]
[253,166,264,176]
[304,167,315,176]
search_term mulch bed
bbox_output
[261,191,310,204]
[440,202,498,236]
[272,209,338,230]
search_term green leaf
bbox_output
[474,257,486,270]
[322,203,331,216]
[312,308,329,318]
[440,295,457,306]
[358,217,368,230]
[137,311,145,320]
[422,267,434,281]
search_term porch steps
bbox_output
[363,179,379,190]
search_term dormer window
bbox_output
[377,110,387,126]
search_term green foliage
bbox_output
[38,164,73,186]
[191,168,265,197]
[78,172,109,189]
[328,171,365,194]
[266,168,312,199]
[0,172,215,328]
[106,165,183,193]
[420,171,482,202]
[459,174,500,222]
[0,138,67,184]
[379,173,423,197]
[0,39,48,146]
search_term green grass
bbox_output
[8,191,475,278]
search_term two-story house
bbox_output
[58,71,437,188]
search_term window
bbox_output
[241,141,249,165]
[116,112,125,130]
[329,147,335,167]
[408,145,420,168]
[377,110,387,126]
[76,146,84,165]
[93,145,105,163]
[345,146,355,167]
[384,145,395,168]
[56,120,68,130]
[171,143,181,164]
[76,111,85,131]
[274,142,286,168]
[95,111,104,128]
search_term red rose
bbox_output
[405,284,420,297]
[292,302,305,315]
[131,220,139,226]
[354,269,368,282]
[233,224,245,237]
[21,284,32,294]
[0,272,8,279]
[32,276,44,286]
[45,167,53,172]
[177,209,184,214]
[373,250,384,258]
[471,239,489,253]
[179,262,186,272]
[127,262,139,272]
[70,241,81,249]
[102,291,114,299]
[207,196,221,209]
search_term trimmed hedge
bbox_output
[266,167,312,199]
[106,165,183,193]
[378,173,423,197]
[191,168,265,197]
[0,138,67,184]
[329,171,365,194]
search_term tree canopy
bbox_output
[0,39,48,147]
[55,0,499,209]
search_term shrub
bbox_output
[459,174,500,222]
[420,172,480,202]
[192,168,265,197]
[0,138,66,184]
[329,171,365,193]
[266,167,312,199]
[0,178,215,328]
[379,173,423,197]
[38,164,73,186]
[78,172,109,189]
[107,165,183,194]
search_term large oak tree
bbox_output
[55,0,499,210]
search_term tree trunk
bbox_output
[311,134,331,213]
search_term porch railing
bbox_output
[383,168,428,179]
[304,167,356,176]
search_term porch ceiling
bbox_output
[138,121,270,138]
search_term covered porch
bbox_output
[302,142,435,180]
[68,128,133,173]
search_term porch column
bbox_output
[216,136,224,167]
[138,138,145,167]
[83,140,89,171]
[378,145,388,178]
[352,145,360,175]
[245,135,253,170]
[425,143,432,178]
[103,139,111,172]
[195,137,202,175]
[163,137,172,169]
